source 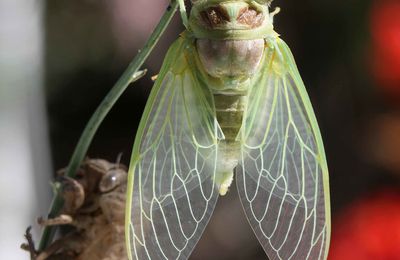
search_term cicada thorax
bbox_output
[196,39,265,80]
[193,0,268,83]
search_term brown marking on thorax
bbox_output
[200,6,230,28]
[237,7,265,28]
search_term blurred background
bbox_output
[1,0,400,259]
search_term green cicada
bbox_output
[125,0,331,259]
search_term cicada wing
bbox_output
[126,38,221,260]
[237,39,331,260]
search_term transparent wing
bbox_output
[125,38,221,260]
[237,38,331,260]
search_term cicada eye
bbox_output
[99,169,126,192]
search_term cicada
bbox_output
[126,0,331,259]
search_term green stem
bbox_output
[38,0,179,251]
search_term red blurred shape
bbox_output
[371,1,400,99]
[329,190,400,260]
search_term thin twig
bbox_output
[21,226,38,260]
[38,0,179,250]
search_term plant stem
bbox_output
[38,0,179,250]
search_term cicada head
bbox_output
[188,0,278,40]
